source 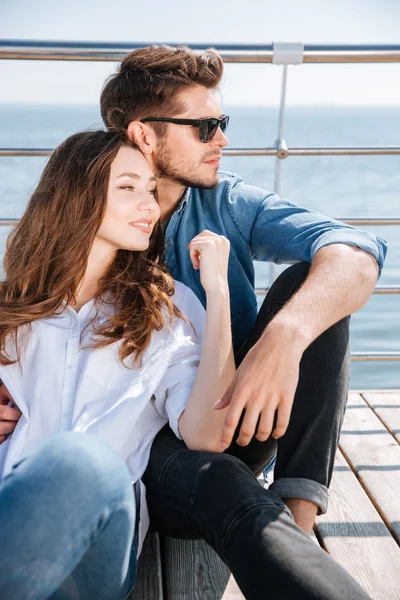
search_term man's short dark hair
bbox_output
[100,45,224,133]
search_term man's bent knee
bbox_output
[193,452,282,509]
[269,262,310,302]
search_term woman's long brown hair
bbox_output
[0,130,183,366]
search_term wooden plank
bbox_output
[162,537,244,600]
[316,450,400,600]
[362,392,400,444]
[130,532,164,600]
[339,392,400,543]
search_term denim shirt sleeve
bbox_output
[233,184,388,276]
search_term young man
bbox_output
[0,45,383,598]
[101,44,383,597]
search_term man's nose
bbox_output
[211,127,229,148]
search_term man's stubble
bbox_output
[154,139,219,190]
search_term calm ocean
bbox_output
[0,103,399,388]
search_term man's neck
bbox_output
[156,177,187,223]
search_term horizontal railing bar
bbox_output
[368,286,400,295]
[0,219,19,226]
[0,149,53,157]
[1,218,399,229]
[1,41,400,63]
[335,218,400,226]
[1,217,399,228]
[223,147,400,157]
[2,147,400,158]
[351,352,400,361]
[255,286,400,296]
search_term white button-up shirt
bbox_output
[0,281,205,554]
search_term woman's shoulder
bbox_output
[172,280,203,312]
[170,280,206,341]
[172,279,191,301]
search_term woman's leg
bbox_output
[143,426,369,600]
[0,432,136,600]
[228,262,350,516]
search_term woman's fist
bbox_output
[188,230,230,294]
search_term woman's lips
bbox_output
[129,222,152,233]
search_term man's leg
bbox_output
[228,262,350,532]
[142,426,369,600]
[0,432,137,600]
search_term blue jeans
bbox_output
[0,432,137,600]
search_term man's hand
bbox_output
[0,383,21,443]
[214,323,307,449]
[214,245,379,450]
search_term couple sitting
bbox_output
[0,44,385,599]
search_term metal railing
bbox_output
[1,40,400,63]
[2,146,400,158]
[0,41,399,361]
[255,285,399,296]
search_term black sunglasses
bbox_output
[140,115,229,143]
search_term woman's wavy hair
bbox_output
[0,129,185,366]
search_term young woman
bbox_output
[0,130,235,599]
[0,130,370,600]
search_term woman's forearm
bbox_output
[178,288,235,452]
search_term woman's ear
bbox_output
[127,121,155,157]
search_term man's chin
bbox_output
[194,177,219,190]
[155,159,219,189]
[182,173,220,190]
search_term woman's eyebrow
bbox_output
[116,172,140,180]
[116,172,156,183]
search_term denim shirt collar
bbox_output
[177,187,190,213]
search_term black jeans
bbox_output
[228,262,350,512]
[142,263,362,599]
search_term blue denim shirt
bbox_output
[164,171,387,354]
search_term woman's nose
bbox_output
[138,196,160,216]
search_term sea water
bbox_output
[0,103,399,388]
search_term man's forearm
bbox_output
[264,244,379,349]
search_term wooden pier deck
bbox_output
[131,390,400,600]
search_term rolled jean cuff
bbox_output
[269,477,329,515]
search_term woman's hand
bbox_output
[0,383,21,444]
[188,230,230,295]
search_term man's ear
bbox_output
[127,121,156,156]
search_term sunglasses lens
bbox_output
[200,117,229,142]
[199,120,217,143]
[220,116,229,133]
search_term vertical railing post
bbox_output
[269,64,289,285]
[274,64,288,197]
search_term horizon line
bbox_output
[0,101,399,109]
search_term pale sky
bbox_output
[0,0,399,106]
